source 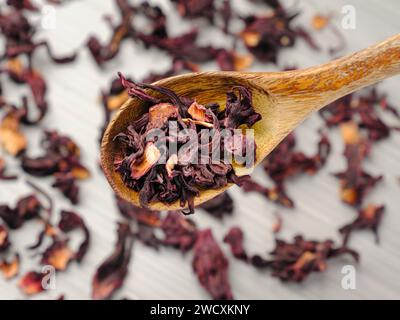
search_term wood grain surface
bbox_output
[0,0,399,299]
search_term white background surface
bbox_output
[0,0,400,299]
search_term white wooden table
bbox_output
[0,0,399,299]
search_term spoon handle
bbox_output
[248,33,400,115]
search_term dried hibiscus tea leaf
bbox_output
[41,240,74,271]
[0,253,20,280]
[223,226,248,261]
[18,271,46,296]
[199,192,233,219]
[0,194,42,229]
[92,222,134,300]
[192,229,233,300]
[160,211,197,252]
[114,74,261,213]
[334,122,382,207]
[52,173,79,204]
[340,204,385,245]
[240,3,318,63]
[58,210,90,262]
[86,0,134,67]
[320,88,399,143]
[251,235,359,282]
[21,130,90,204]
[236,174,294,208]
[0,224,11,252]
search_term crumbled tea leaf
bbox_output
[0,194,42,229]
[92,222,134,300]
[334,122,382,207]
[21,130,89,204]
[161,211,197,252]
[320,89,399,143]
[41,240,74,271]
[192,229,233,300]
[251,235,359,282]
[223,226,248,261]
[240,4,319,63]
[340,204,385,245]
[200,192,233,219]
[0,253,20,279]
[86,0,134,67]
[52,173,79,205]
[58,210,90,262]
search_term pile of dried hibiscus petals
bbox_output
[113,74,261,214]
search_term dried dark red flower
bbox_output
[223,226,248,261]
[200,192,233,219]
[320,88,399,143]
[0,194,42,229]
[86,1,134,67]
[52,173,79,205]
[334,122,382,207]
[240,4,319,63]
[251,235,359,282]
[21,130,90,204]
[160,211,197,252]
[92,222,134,300]
[41,240,74,271]
[340,204,385,245]
[58,210,90,262]
[192,229,233,300]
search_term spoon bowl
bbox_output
[101,34,400,211]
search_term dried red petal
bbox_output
[161,211,197,252]
[192,229,233,300]
[0,194,42,229]
[18,271,45,296]
[92,223,134,300]
[340,204,385,245]
[58,210,90,262]
[251,235,359,282]
[223,227,248,261]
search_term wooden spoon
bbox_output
[101,33,400,211]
